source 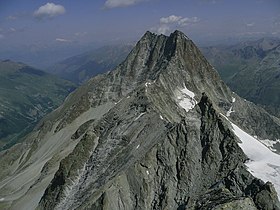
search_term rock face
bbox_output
[0,31,280,210]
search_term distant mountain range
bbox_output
[48,44,134,84]
[202,37,280,117]
[0,60,76,150]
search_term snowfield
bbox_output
[231,122,280,198]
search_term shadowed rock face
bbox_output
[1,31,280,210]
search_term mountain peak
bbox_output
[171,30,190,40]
[111,30,232,110]
[139,31,159,42]
[140,30,191,44]
[143,30,154,37]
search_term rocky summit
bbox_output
[0,31,280,210]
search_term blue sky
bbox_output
[0,0,279,67]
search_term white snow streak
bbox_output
[226,97,236,117]
[114,99,122,105]
[136,144,140,149]
[134,113,145,121]
[146,170,149,175]
[231,122,280,198]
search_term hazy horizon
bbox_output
[0,0,279,68]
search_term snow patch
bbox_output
[145,82,152,93]
[232,97,236,103]
[226,107,234,117]
[136,144,140,149]
[146,170,149,175]
[176,86,197,112]
[145,82,151,87]
[230,122,280,198]
[181,87,195,98]
[160,115,163,120]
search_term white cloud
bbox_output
[238,31,267,37]
[155,15,200,35]
[9,28,16,32]
[74,32,88,37]
[104,0,146,8]
[273,17,280,26]
[5,12,30,21]
[246,22,255,27]
[178,17,200,26]
[34,3,65,19]
[157,25,170,35]
[160,15,182,24]
[55,38,72,42]
[199,0,222,4]
[6,15,17,20]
